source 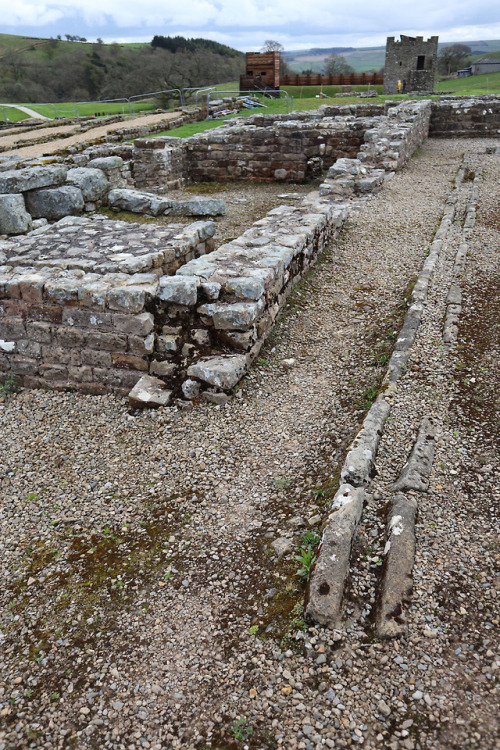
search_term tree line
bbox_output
[0,37,244,103]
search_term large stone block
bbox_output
[25,186,85,220]
[66,168,110,201]
[0,194,32,235]
[0,166,67,194]
[187,355,246,389]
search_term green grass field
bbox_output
[435,71,500,95]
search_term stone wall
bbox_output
[132,112,374,187]
[0,100,440,403]
[430,97,500,137]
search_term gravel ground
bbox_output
[0,111,181,159]
[0,138,498,750]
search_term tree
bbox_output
[261,40,284,52]
[324,54,354,76]
[438,44,471,75]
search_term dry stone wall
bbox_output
[0,99,461,404]
[430,96,500,137]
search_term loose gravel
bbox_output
[0,137,498,750]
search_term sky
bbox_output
[1,0,499,51]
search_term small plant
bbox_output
[257,358,269,367]
[301,530,320,549]
[359,386,378,411]
[50,692,60,702]
[295,546,317,582]
[0,375,19,397]
[230,717,254,742]
[274,477,292,491]
[311,488,326,501]
[25,493,39,503]
[248,624,259,636]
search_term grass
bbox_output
[435,71,500,95]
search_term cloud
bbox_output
[1,0,499,50]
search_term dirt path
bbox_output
[0,139,498,750]
[0,111,183,159]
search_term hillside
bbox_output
[284,39,500,73]
[0,33,244,103]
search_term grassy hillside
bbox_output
[285,39,500,74]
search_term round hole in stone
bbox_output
[319,582,330,596]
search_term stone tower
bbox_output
[383,35,438,94]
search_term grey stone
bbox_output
[169,198,226,216]
[225,277,265,301]
[181,379,200,399]
[392,416,436,493]
[0,166,67,194]
[158,276,199,306]
[199,301,264,331]
[271,537,294,557]
[86,156,124,171]
[108,188,170,216]
[375,493,417,639]
[306,484,365,628]
[25,186,85,220]
[128,375,172,409]
[0,194,32,235]
[66,168,110,201]
[341,396,391,487]
[187,355,247,389]
[202,391,230,405]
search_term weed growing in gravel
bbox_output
[230,717,254,742]
[0,374,19,397]
[274,477,292,491]
[300,531,320,548]
[359,385,379,411]
[248,624,259,635]
[295,546,317,582]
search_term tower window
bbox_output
[417,55,425,70]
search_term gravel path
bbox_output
[0,111,181,159]
[0,138,498,749]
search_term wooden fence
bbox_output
[280,73,383,87]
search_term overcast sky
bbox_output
[1,0,499,51]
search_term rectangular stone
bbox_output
[44,279,79,306]
[93,367,143,388]
[107,286,146,314]
[9,356,39,375]
[112,312,155,336]
[63,308,114,330]
[0,299,22,317]
[39,363,68,380]
[68,366,93,382]
[25,304,62,324]
[0,317,25,340]
[86,331,127,352]
[19,275,45,303]
[25,321,52,343]
[129,333,155,355]
[111,353,148,371]
[54,326,86,348]
[41,345,81,366]
[81,348,112,367]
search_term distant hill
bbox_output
[284,39,500,73]
[0,32,244,103]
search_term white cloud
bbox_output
[1,0,499,50]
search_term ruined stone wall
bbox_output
[132,115,371,187]
[430,97,500,137]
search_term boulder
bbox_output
[128,375,172,409]
[66,167,110,201]
[0,194,32,235]
[86,156,124,172]
[25,186,84,220]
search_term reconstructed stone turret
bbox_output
[383,35,438,94]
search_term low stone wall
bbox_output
[0,216,215,395]
[430,96,500,137]
[132,113,373,186]
[0,100,442,403]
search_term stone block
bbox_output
[64,308,114,330]
[25,304,62,324]
[0,317,25,340]
[54,326,86,348]
[158,276,199,306]
[108,188,170,216]
[25,186,85,220]
[19,274,45,303]
[0,194,32,235]
[187,355,246,389]
[107,286,146,314]
[112,312,154,336]
[0,166,67,194]
[150,360,176,378]
[81,348,112,367]
[111,353,148,371]
[128,333,155,355]
[26,321,52,343]
[44,279,80,306]
[128,375,172,409]
[86,331,127,352]
[66,167,110,201]
[86,156,124,172]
